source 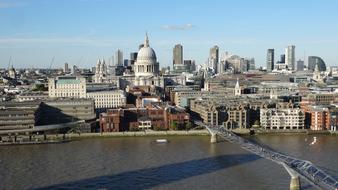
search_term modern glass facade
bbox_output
[308,56,326,71]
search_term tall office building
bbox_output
[124,59,129,67]
[266,49,274,72]
[115,49,123,66]
[280,54,285,63]
[248,58,255,70]
[130,52,138,62]
[285,45,295,70]
[173,44,183,66]
[64,62,70,74]
[130,52,138,69]
[308,56,326,71]
[210,45,219,73]
[296,60,304,71]
[73,65,80,75]
[183,60,196,72]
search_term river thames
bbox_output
[0,134,337,190]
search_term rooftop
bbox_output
[56,79,81,85]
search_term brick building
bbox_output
[99,105,190,132]
[300,93,338,131]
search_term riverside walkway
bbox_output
[195,121,338,190]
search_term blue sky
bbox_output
[1,0,338,69]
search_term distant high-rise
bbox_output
[308,56,326,71]
[130,52,138,68]
[249,58,255,71]
[183,60,196,72]
[280,54,285,63]
[173,44,183,66]
[130,52,138,61]
[64,62,70,74]
[285,45,295,70]
[296,60,304,71]
[266,49,274,72]
[210,45,219,73]
[73,65,79,75]
[243,59,250,72]
[115,50,123,66]
[124,59,129,67]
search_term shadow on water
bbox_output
[35,154,260,190]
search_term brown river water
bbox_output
[0,134,337,190]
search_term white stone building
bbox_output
[133,34,164,87]
[94,59,107,83]
[234,78,241,96]
[312,64,325,83]
[260,108,305,130]
[86,90,126,109]
[134,34,159,77]
[48,76,126,109]
[48,76,87,98]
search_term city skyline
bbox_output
[1,0,338,68]
[1,1,338,189]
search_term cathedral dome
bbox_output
[137,47,156,61]
[134,33,160,77]
[136,34,156,61]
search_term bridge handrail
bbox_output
[194,121,338,190]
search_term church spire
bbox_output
[235,78,240,88]
[235,78,241,96]
[314,63,319,72]
[144,32,149,47]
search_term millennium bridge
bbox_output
[0,120,85,143]
[195,121,338,190]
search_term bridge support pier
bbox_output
[210,133,218,143]
[283,163,301,190]
[290,176,301,190]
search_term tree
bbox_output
[129,125,139,131]
[32,84,48,91]
[153,124,166,131]
[185,122,193,130]
[170,121,178,130]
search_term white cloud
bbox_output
[161,24,195,30]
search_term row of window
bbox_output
[88,95,124,98]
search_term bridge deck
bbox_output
[195,121,338,190]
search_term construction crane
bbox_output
[8,56,12,70]
[48,56,55,75]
